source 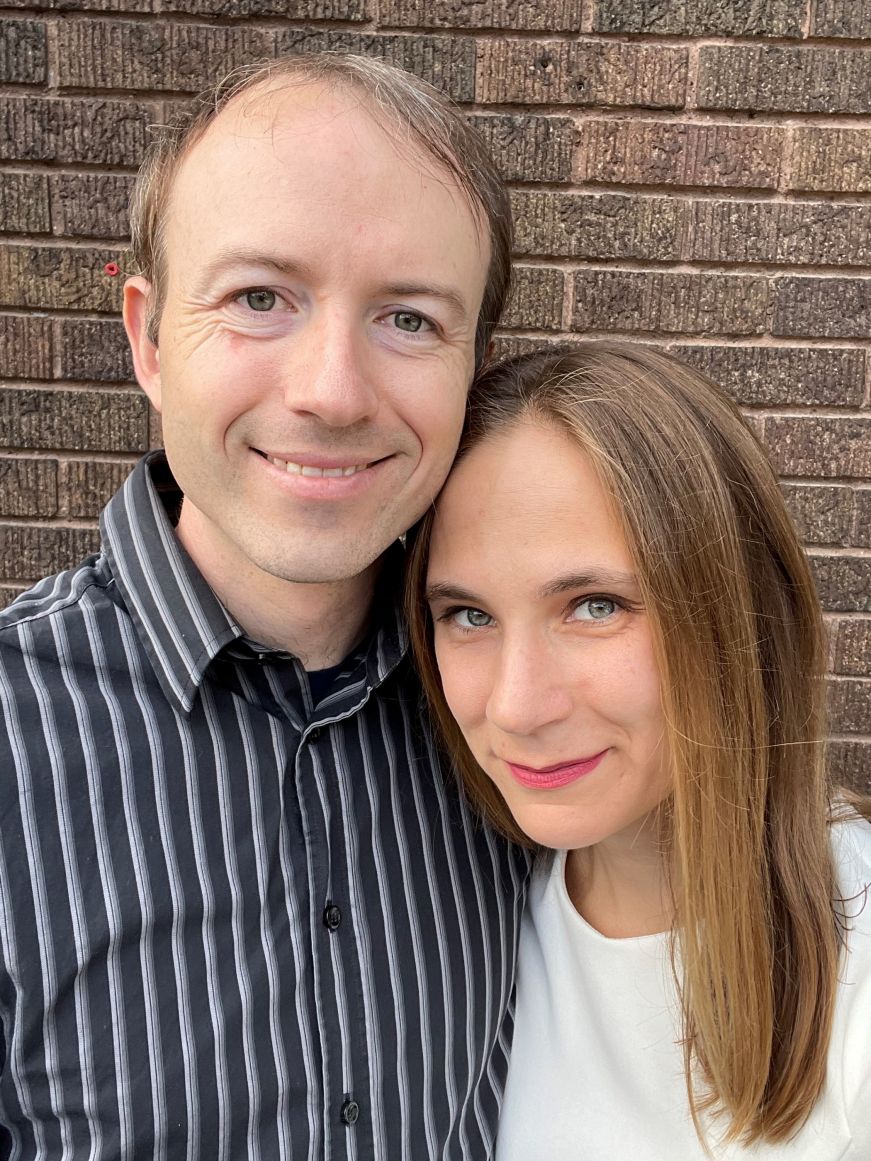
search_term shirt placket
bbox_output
[294,690,378,1161]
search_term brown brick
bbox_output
[163,0,365,15]
[477,40,687,108]
[781,484,854,546]
[790,128,871,195]
[697,46,871,115]
[774,277,871,340]
[2,0,153,9]
[851,490,871,549]
[593,0,804,35]
[278,31,476,101]
[469,114,575,182]
[810,554,871,613]
[51,175,134,241]
[61,459,136,517]
[0,172,51,234]
[0,315,53,379]
[0,97,151,165]
[0,245,124,313]
[811,0,871,37]
[827,740,871,794]
[572,271,770,336]
[0,388,149,452]
[0,584,27,609]
[827,677,871,734]
[512,191,681,261]
[686,201,871,267]
[765,418,871,480]
[488,334,571,361]
[149,407,163,451]
[575,121,782,190]
[57,21,276,92]
[669,346,866,409]
[0,457,58,517]
[56,319,134,383]
[0,524,100,580]
[835,618,871,676]
[0,19,47,85]
[381,0,580,29]
[502,267,564,331]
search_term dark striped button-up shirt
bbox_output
[0,453,529,1160]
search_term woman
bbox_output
[405,342,871,1158]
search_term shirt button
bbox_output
[323,903,342,932]
[308,727,322,742]
[341,1098,360,1127]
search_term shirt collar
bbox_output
[101,452,408,716]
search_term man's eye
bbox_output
[572,597,620,622]
[244,289,277,312]
[393,311,426,333]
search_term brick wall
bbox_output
[1,0,869,788]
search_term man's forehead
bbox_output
[195,76,393,159]
[166,77,488,260]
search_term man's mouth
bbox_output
[254,449,379,477]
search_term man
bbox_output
[0,55,528,1159]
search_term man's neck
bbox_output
[175,502,379,670]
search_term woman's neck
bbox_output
[564,818,673,939]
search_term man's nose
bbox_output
[285,313,379,427]
[485,639,574,738]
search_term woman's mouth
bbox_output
[504,750,609,790]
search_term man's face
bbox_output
[127,82,490,585]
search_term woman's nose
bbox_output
[485,641,574,738]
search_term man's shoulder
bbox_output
[0,551,118,653]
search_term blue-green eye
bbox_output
[394,311,425,333]
[572,597,619,622]
[442,607,492,630]
[245,289,276,312]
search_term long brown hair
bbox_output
[406,341,866,1147]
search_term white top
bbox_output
[497,818,871,1160]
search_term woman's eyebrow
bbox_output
[539,570,639,599]
[426,571,639,605]
[425,582,482,604]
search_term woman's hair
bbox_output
[406,340,867,1148]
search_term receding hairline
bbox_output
[161,68,490,237]
[130,52,513,364]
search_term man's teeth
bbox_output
[267,456,368,477]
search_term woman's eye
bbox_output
[392,311,428,333]
[442,607,492,630]
[572,597,619,622]
[243,289,277,312]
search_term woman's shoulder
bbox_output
[831,812,871,946]
[828,814,871,1149]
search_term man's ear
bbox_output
[123,276,162,412]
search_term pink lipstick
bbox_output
[505,750,608,790]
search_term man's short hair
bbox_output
[129,52,512,370]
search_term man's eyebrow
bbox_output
[198,248,314,283]
[196,252,471,320]
[382,282,471,322]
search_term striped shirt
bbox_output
[0,452,530,1161]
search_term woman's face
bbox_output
[426,419,670,852]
